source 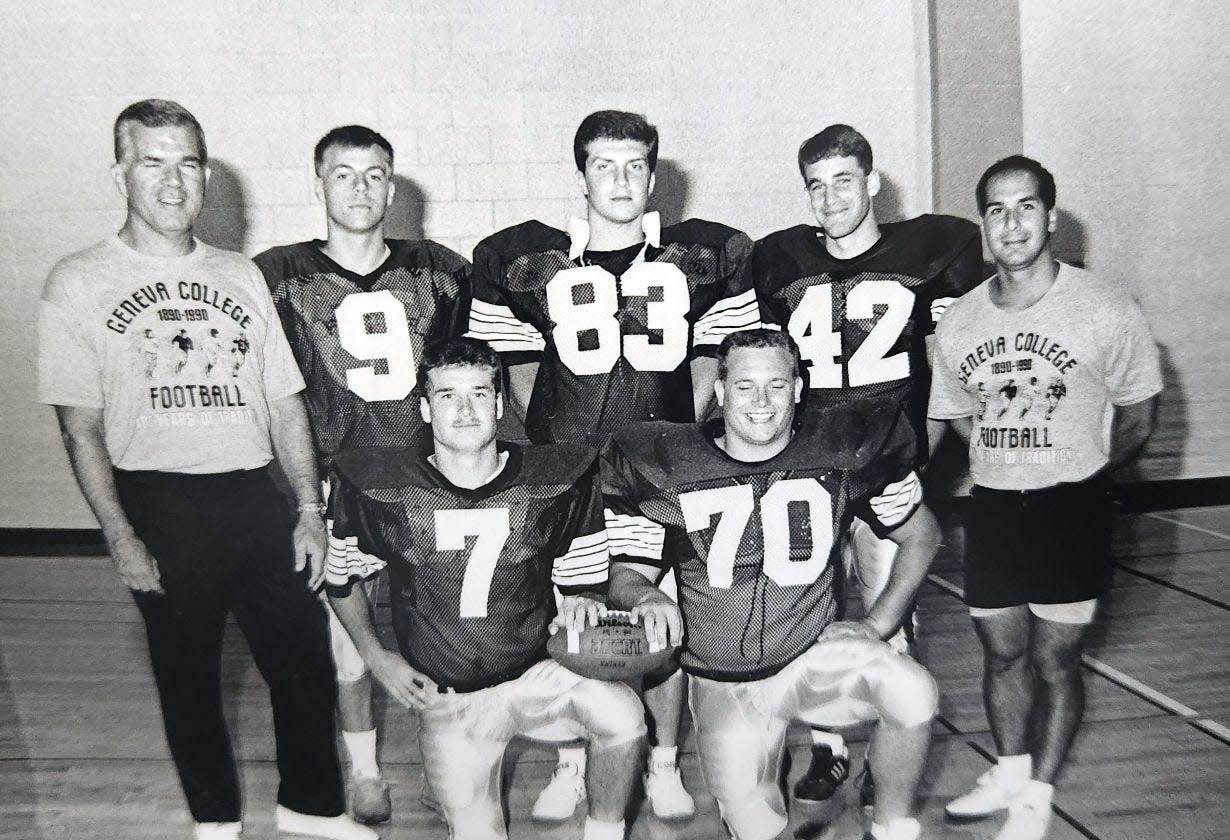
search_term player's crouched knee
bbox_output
[571,678,647,748]
[873,653,938,730]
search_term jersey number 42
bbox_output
[788,280,913,389]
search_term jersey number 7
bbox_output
[788,280,913,389]
[678,478,834,589]
[435,508,512,618]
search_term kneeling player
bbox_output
[605,329,940,840]
[327,338,644,840]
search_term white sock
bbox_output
[649,745,678,768]
[808,729,848,758]
[997,753,1032,788]
[869,816,920,840]
[581,816,625,840]
[342,729,380,779]
[558,745,587,772]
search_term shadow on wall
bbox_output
[875,172,905,223]
[1052,208,1086,268]
[385,175,427,242]
[650,158,690,226]
[196,159,248,253]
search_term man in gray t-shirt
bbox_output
[929,156,1161,840]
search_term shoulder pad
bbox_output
[517,442,599,487]
[476,220,568,263]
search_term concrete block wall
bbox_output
[2,0,934,527]
[1019,0,1230,479]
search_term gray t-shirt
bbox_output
[929,263,1162,489]
[37,236,305,473]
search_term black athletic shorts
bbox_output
[964,479,1114,609]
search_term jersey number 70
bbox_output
[678,478,834,589]
[788,280,913,388]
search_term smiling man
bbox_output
[753,124,984,803]
[603,328,941,840]
[36,99,375,840]
[466,109,758,821]
[930,156,1162,840]
[255,125,471,825]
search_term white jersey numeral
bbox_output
[787,280,913,388]
[334,290,417,401]
[434,507,512,618]
[679,478,834,589]
[546,262,690,376]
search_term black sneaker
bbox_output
[793,745,850,802]
[858,761,876,809]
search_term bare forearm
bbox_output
[268,393,322,505]
[1104,395,1158,473]
[328,585,386,663]
[608,562,666,611]
[866,505,940,638]
[54,407,133,543]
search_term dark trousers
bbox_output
[115,467,344,823]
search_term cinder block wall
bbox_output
[2,0,934,527]
[1018,0,1230,480]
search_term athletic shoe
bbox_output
[945,766,1022,821]
[993,781,1053,840]
[350,775,392,825]
[274,805,379,840]
[530,761,586,821]
[194,823,241,840]
[644,758,696,820]
[858,761,876,809]
[792,745,850,802]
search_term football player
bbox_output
[255,125,471,824]
[326,337,645,840]
[467,109,757,820]
[605,329,940,840]
[754,124,982,801]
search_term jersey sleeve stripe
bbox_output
[552,531,610,587]
[930,296,958,326]
[325,533,386,587]
[605,511,665,560]
[868,472,923,527]
[466,299,545,351]
[694,289,762,346]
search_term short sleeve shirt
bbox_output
[37,237,305,472]
[929,263,1162,489]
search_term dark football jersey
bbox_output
[256,239,471,470]
[754,214,982,427]
[326,439,608,691]
[467,215,758,447]
[603,400,921,681]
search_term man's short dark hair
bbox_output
[313,125,394,176]
[114,99,207,163]
[976,155,1057,214]
[419,337,503,396]
[716,328,802,380]
[797,124,872,177]
[573,110,659,172]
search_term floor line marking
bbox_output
[923,572,1230,747]
[1144,511,1230,541]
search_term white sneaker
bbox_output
[531,761,587,821]
[644,759,696,820]
[275,805,379,839]
[945,766,1023,821]
[195,823,242,840]
[994,781,1053,840]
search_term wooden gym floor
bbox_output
[1,504,1228,839]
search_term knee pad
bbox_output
[873,654,938,729]
[570,680,647,748]
[327,606,369,683]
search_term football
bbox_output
[548,610,677,680]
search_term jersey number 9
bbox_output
[335,290,417,401]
